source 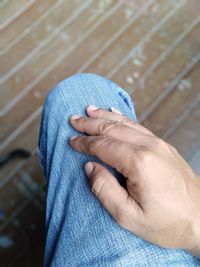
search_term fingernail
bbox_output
[71,114,82,120]
[111,107,122,115]
[87,105,98,111]
[84,162,94,177]
[70,136,78,140]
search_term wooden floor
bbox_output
[0,0,199,266]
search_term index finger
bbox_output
[70,135,134,177]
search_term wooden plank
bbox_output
[166,97,200,160]
[112,25,200,118]
[56,0,176,77]
[0,0,91,77]
[0,0,56,52]
[104,1,199,96]
[84,0,192,76]
[142,61,200,137]
[0,0,33,27]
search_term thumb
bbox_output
[84,162,138,227]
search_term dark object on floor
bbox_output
[0,149,31,168]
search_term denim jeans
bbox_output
[38,73,200,266]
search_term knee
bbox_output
[42,73,111,123]
[42,73,134,117]
[44,73,107,107]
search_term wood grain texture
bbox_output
[0,0,199,265]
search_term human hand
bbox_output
[69,106,200,257]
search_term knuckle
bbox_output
[89,135,101,146]
[150,137,162,148]
[99,116,133,135]
[147,136,163,149]
[100,120,119,134]
[155,137,166,147]
[136,149,152,164]
[153,137,173,151]
[89,135,108,148]
[121,116,132,125]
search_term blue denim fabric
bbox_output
[38,73,200,266]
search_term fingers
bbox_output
[84,161,140,228]
[70,135,134,176]
[86,105,154,136]
[70,116,149,146]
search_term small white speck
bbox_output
[126,75,134,84]
[33,90,42,99]
[133,72,139,79]
[178,79,191,91]
[132,58,142,66]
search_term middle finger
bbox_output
[70,115,150,147]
